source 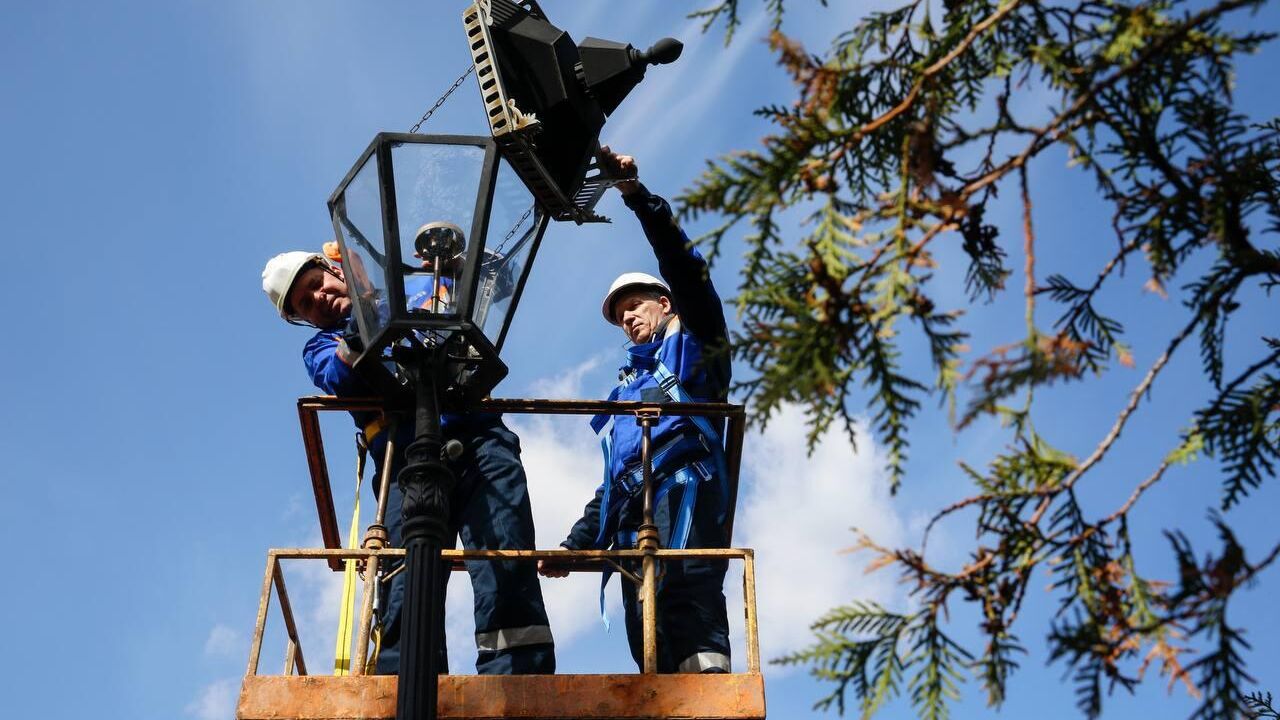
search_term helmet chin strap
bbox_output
[323,263,345,284]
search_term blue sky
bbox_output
[1,1,1277,719]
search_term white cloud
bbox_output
[730,404,905,672]
[185,677,237,720]
[525,354,606,399]
[280,491,307,522]
[503,356,628,654]
[203,624,244,659]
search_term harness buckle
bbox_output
[690,461,712,482]
[657,373,680,394]
[617,472,641,496]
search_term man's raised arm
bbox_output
[602,148,728,345]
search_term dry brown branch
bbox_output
[1020,165,1036,326]
[953,0,1260,207]
[1102,458,1173,527]
[925,310,1200,548]
[855,0,1028,139]
[1051,458,1177,550]
[1060,311,1201,491]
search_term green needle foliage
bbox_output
[682,0,1280,717]
[1245,691,1280,718]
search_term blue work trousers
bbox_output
[617,469,731,673]
[374,418,555,675]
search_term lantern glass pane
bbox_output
[334,155,391,345]
[473,157,539,344]
[391,141,486,319]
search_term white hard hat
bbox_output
[262,250,327,321]
[601,272,670,325]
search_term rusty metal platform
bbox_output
[240,396,767,719]
[297,396,747,570]
[238,673,766,719]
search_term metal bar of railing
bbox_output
[249,546,762,678]
[637,412,660,674]
[478,397,745,419]
[723,412,747,541]
[297,396,747,558]
[286,395,753,680]
[246,553,275,676]
[273,559,308,676]
[297,395,746,419]
[297,402,341,565]
[743,550,760,673]
[351,429,397,677]
[266,547,753,560]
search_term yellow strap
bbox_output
[363,416,386,445]
[333,436,367,676]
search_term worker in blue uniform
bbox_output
[262,243,556,676]
[539,148,733,674]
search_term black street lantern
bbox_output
[324,2,682,718]
[327,132,546,407]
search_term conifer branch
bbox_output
[686,0,1280,715]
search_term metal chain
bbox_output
[407,61,534,255]
[493,205,535,256]
[408,64,475,133]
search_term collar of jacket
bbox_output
[625,315,682,371]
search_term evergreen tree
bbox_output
[681,0,1279,716]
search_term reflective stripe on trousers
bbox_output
[678,651,731,673]
[475,624,555,652]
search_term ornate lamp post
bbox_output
[326,1,682,717]
[328,133,544,720]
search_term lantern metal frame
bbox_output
[326,131,549,405]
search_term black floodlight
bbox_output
[327,132,548,406]
[463,0,683,223]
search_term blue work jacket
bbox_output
[563,185,731,549]
[301,277,488,462]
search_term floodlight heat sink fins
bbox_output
[463,3,537,138]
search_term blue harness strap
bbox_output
[650,360,730,525]
[590,349,732,628]
[597,463,708,629]
[594,432,614,549]
[590,384,622,434]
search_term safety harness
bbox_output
[587,337,730,627]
